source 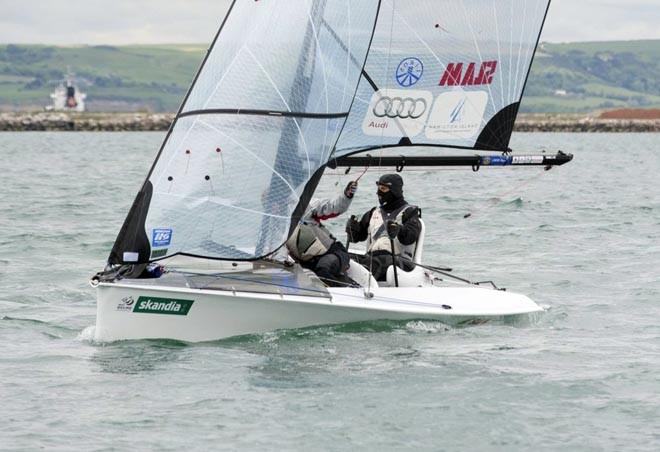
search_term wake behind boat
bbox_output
[92,0,571,342]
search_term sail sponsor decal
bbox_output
[438,61,498,86]
[425,91,488,139]
[152,228,172,247]
[133,296,194,315]
[362,89,432,137]
[123,252,139,263]
[395,57,424,87]
[151,249,168,259]
[116,296,136,312]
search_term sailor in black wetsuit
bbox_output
[346,174,421,281]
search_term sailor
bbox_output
[345,174,421,281]
[286,181,358,287]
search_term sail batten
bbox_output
[179,109,350,119]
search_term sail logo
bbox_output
[449,98,466,123]
[133,296,194,316]
[152,228,172,247]
[438,61,498,86]
[373,96,427,119]
[395,57,424,87]
[362,89,433,138]
[425,91,488,140]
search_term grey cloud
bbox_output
[0,0,233,44]
[1,0,658,45]
[542,0,660,42]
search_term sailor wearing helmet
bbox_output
[345,174,421,281]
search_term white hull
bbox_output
[94,281,542,342]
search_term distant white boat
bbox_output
[46,73,86,112]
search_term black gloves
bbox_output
[345,215,360,242]
[344,180,358,199]
[386,220,401,239]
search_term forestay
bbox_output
[108,0,550,266]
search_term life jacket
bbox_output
[367,204,417,262]
[286,221,336,262]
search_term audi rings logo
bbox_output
[373,96,427,119]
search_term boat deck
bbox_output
[115,259,331,298]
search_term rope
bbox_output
[463,167,549,219]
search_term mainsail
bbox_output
[109,0,551,265]
[335,0,550,153]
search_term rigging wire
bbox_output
[462,167,550,219]
[363,0,398,296]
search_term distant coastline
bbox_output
[1,111,658,133]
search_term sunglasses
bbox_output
[376,184,391,193]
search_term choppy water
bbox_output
[1,131,659,451]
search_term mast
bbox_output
[256,0,328,256]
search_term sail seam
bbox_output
[460,1,498,122]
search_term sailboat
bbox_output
[91,0,572,342]
[47,69,87,112]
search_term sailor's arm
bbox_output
[397,207,421,245]
[308,181,357,221]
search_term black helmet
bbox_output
[376,174,404,198]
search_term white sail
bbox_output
[110,0,380,263]
[335,0,550,153]
[108,0,550,265]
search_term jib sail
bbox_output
[109,0,380,264]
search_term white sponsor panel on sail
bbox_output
[425,91,488,140]
[362,89,433,137]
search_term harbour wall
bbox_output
[1,112,659,132]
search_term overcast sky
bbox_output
[1,0,659,45]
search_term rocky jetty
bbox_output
[0,112,174,131]
[514,113,660,133]
[1,111,659,132]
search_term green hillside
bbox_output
[0,44,206,111]
[521,40,660,113]
[1,40,659,113]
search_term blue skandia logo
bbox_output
[152,229,172,247]
[395,57,423,87]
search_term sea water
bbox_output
[1,132,659,451]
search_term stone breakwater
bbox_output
[514,116,660,133]
[0,112,174,131]
[1,112,659,132]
